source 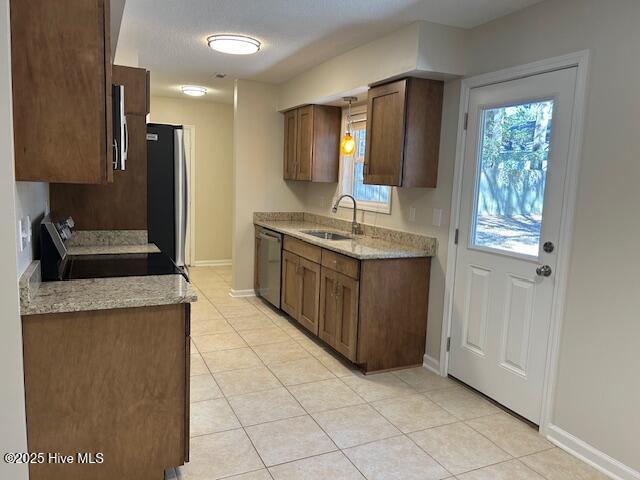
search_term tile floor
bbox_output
[165,266,608,480]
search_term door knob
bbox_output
[536,265,552,277]
[543,241,555,253]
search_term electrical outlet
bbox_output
[432,208,443,227]
[408,206,416,222]
[19,216,30,252]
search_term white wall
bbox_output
[232,80,307,291]
[14,182,49,275]
[0,0,29,477]
[464,0,640,471]
[278,21,467,111]
[150,96,234,263]
[301,80,461,362]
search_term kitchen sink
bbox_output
[302,230,352,241]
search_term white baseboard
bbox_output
[422,354,441,375]
[229,288,256,298]
[191,259,232,267]
[545,424,639,480]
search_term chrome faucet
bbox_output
[332,195,363,235]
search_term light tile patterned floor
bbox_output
[166,266,608,480]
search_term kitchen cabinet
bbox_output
[282,104,341,182]
[21,304,190,480]
[50,65,150,230]
[364,77,443,188]
[281,239,321,335]
[11,0,114,184]
[319,268,359,361]
[276,233,430,372]
[112,65,151,115]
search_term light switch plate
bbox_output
[19,216,30,252]
[432,208,443,227]
[408,206,416,222]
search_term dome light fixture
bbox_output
[181,85,207,97]
[207,34,261,55]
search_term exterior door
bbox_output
[364,79,406,186]
[298,257,320,334]
[449,67,577,423]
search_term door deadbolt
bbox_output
[536,265,552,277]
[543,241,555,253]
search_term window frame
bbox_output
[337,105,392,214]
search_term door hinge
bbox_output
[454,228,459,245]
[463,113,468,130]
[446,337,451,352]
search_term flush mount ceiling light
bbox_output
[181,85,207,97]
[207,34,261,55]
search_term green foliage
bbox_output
[480,101,553,192]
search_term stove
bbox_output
[40,214,187,282]
[62,252,183,280]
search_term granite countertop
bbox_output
[254,218,436,259]
[66,243,161,255]
[19,261,197,316]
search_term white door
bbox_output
[449,67,577,423]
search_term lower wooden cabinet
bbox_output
[275,233,431,373]
[319,268,359,361]
[281,250,320,335]
[21,304,190,480]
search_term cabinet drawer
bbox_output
[322,250,360,280]
[284,236,322,263]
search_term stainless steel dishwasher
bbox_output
[255,226,283,308]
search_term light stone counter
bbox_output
[19,261,197,316]
[254,212,436,259]
[66,244,161,255]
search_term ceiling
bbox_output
[117,0,543,103]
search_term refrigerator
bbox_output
[147,123,188,267]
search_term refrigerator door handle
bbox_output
[174,128,187,267]
[183,133,189,265]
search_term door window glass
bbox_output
[471,100,554,256]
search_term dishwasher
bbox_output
[255,226,283,308]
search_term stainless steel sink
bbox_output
[302,230,352,241]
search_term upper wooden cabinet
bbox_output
[50,65,150,230]
[282,105,341,182]
[10,0,113,184]
[113,65,150,116]
[364,77,443,188]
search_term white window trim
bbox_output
[337,105,392,215]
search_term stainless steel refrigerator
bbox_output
[147,124,188,267]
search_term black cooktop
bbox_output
[62,252,183,280]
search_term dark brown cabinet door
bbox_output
[11,0,112,184]
[49,114,148,230]
[296,105,314,181]
[364,79,407,186]
[112,65,150,115]
[298,257,321,335]
[283,109,298,180]
[319,268,339,347]
[319,268,359,361]
[281,251,301,319]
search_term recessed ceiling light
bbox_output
[207,34,261,55]
[181,85,207,97]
